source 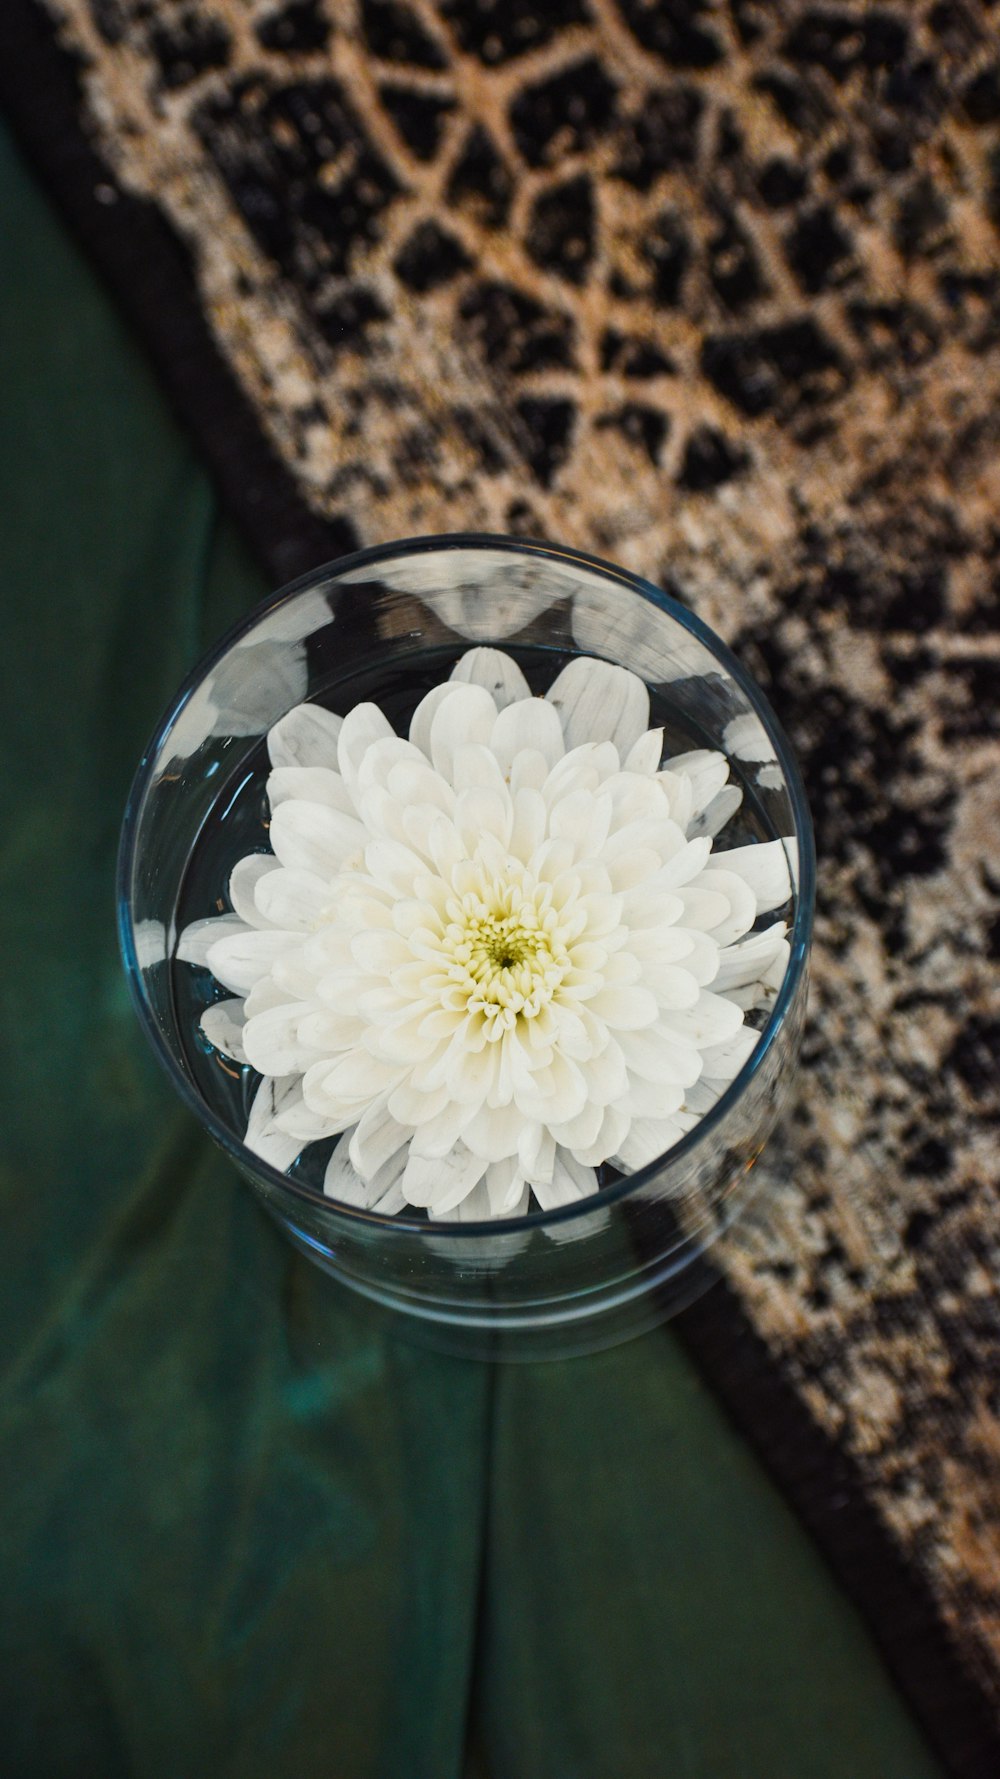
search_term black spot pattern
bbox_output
[459,281,574,373]
[525,175,594,285]
[439,0,590,66]
[394,219,471,291]
[149,9,231,89]
[509,57,617,166]
[378,84,455,160]
[446,126,514,227]
[255,0,329,54]
[359,0,446,68]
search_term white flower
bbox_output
[178,650,792,1220]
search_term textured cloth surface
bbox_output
[1,0,998,1766]
[0,123,948,1779]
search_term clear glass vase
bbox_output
[118,535,814,1358]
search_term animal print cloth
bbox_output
[3,0,998,1768]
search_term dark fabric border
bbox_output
[2,5,998,1774]
[0,0,352,589]
[674,1276,1000,1779]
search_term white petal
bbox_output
[490,698,565,774]
[645,964,700,1011]
[509,787,548,863]
[407,1096,476,1158]
[348,1098,411,1179]
[484,1156,530,1214]
[681,868,756,947]
[716,839,793,913]
[711,924,789,994]
[267,765,356,815]
[623,727,664,775]
[532,1147,597,1211]
[455,786,512,852]
[298,1008,365,1050]
[546,656,649,754]
[688,784,743,840]
[325,1129,407,1214]
[199,998,247,1063]
[446,1041,503,1106]
[509,747,551,794]
[401,1143,488,1212]
[547,1097,605,1152]
[650,836,713,892]
[356,737,428,801]
[723,940,790,1012]
[601,813,684,867]
[273,946,327,1001]
[229,853,280,928]
[305,1048,402,1114]
[424,815,465,880]
[656,768,694,830]
[669,749,730,819]
[516,1050,587,1125]
[386,1078,450,1126]
[176,914,249,968]
[269,800,367,877]
[409,683,454,760]
[428,684,497,782]
[274,1099,343,1142]
[422,1180,476,1222]
[614,1117,686,1171]
[132,919,166,970]
[675,886,730,931]
[244,1075,307,1172]
[618,1024,703,1088]
[620,1073,686,1118]
[254,866,332,932]
[570,1104,631,1168]
[659,991,744,1049]
[462,1100,528,1163]
[366,837,437,899]
[432,1178,503,1223]
[585,985,659,1031]
[723,713,776,764]
[337,703,395,795]
[244,974,296,1018]
[698,1025,760,1081]
[206,927,296,995]
[267,702,343,769]
[450,647,531,709]
[450,744,507,797]
[624,921,693,967]
[242,1002,324,1076]
[683,1077,724,1116]
[549,788,612,856]
[385,758,454,814]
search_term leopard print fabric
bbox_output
[39,0,1000,1727]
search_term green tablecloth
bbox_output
[0,122,944,1779]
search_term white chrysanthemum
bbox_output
[178,650,791,1221]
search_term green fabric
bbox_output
[0,120,943,1779]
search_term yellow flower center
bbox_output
[439,867,573,1034]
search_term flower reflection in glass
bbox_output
[178,650,791,1221]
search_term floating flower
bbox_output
[178,650,791,1220]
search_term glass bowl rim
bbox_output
[117,531,816,1239]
